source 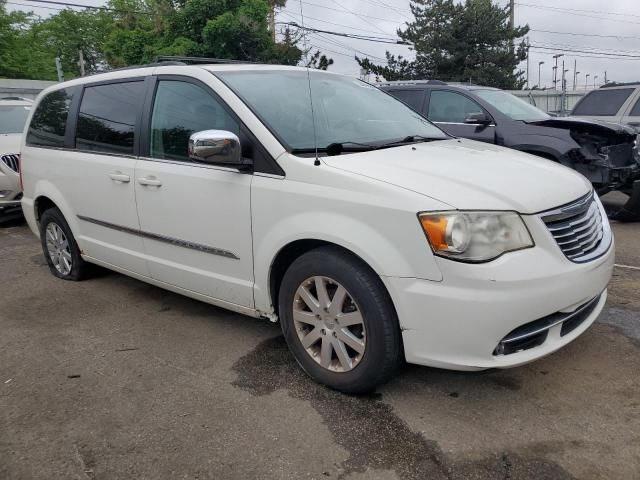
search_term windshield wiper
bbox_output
[325,141,380,156]
[291,136,445,156]
[290,142,378,156]
[379,135,446,147]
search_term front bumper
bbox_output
[383,212,614,371]
[0,168,21,213]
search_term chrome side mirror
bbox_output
[188,130,242,165]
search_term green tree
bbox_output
[306,50,334,70]
[358,0,529,89]
[1,0,331,79]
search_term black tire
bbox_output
[279,246,403,394]
[39,207,91,281]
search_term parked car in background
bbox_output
[571,82,640,130]
[381,81,640,221]
[21,63,613,393]
[0,97,31,221]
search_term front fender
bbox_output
[250,174,446,313]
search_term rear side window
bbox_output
[149,80,239,161]
[26,89,73,147]
[572,88,634,116]
[428,90,484,123]
[387,89,424,112]
[75,81,145,155]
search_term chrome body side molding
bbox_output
[76,215,240,260]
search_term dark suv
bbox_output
[381,80,640,220]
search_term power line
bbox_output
[277,22,410,44]
[530,44,640,59]
[7,0,153,14]
[5,0,69,11]
[326,0,391,36]
[278,9,398,39]
[530,29,640,41]
[287,0,404,24]
[311,32,388,62]
[516,3,640,26]
[518,1,640,19]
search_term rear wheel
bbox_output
[279,246,402,393]
[39,207,91,281]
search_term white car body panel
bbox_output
[20,64,614,373]
[135,158,255,308]
[322,138,592,213]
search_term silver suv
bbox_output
[572,82,640,130]
[0,96,31,219]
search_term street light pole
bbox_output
[538,61,544,88]
[575,71,580,91]
[594,75,599,88]
[585,73,590,90]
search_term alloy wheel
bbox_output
[292,276,366,372]
[45,222,72,275]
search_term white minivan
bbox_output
[20,63,614,393]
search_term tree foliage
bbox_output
[357,0,529,89]
[0,0,332,80]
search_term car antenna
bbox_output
[298,0,320,166]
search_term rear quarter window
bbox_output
[386,89,425,112]
[26,89,73,147]
[75,81,145,155]
[572,88,634,116]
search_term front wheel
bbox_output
[279,246,402,394]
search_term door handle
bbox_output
[138,176,162,187]
[109,172,130,183]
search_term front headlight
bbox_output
[418,211,534,263]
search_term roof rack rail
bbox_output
[600,81,640,88]
[153,56,257,65]
[378,79,447,86]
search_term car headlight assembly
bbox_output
[418,211,534,263]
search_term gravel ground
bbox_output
[1,206,639,479]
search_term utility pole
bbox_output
[268,1,276,42]
[55,57,64,82]
[538,61,544,88]
[525,37,530,89]
[573,60,577,91]
[509,0,515,29]
[604,71,608,85]
[553,54,563,90]
[78,49,85,77]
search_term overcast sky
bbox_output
[8,0,640,89]
[277,0,640,89]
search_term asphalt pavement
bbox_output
[1,204,639,479]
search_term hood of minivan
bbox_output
[322,139,592,213]
[0,134,22,155]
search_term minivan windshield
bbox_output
[475,89,549,122]
[0,105,30,134]
[215,70,448,152]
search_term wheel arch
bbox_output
[29,181,80,239]
[34,195,58,221]
[268,239,386,317]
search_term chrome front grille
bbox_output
[539,192,611,263]
[1,154,19,173]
